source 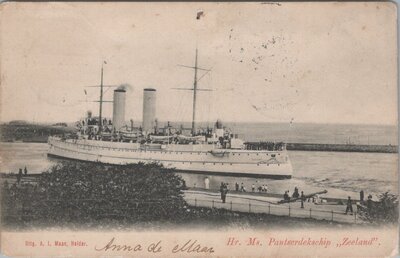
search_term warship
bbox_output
[48,50,293,178]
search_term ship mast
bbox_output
[99,63,104,134]
[174,49,212,136]
[84,61,115,135]
[192,49,198,135]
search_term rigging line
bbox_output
[182,91,191,126]
[197,67,212,82]
[177,64,211,72]
[83,87,104,101]
[175,88,185,124]
[103,86,112,95]
[98,87,113,119]
[205,73,211,124]
[211,73,215,124]
[174,87,182,120]
[174,86,191,125]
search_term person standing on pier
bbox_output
[235,182,239,192]
[204,177,210,190]
[283,191,289,201]
[220,183,228,203]
[224,185,229,203]
[24,166,28,176]
[293,187,299,198]
[300,191,306,209]
[314,194,320,204]
[360,190,364,203]
[345,196,353,215]
[220,185,224,202]
[252,184,255,192]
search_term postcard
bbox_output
[0,2,398,257]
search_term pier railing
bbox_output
[2,197,359,224]
[185,197,359,224]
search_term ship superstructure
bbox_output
[48,50,293,178]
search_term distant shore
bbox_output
[1,121,397,153]
[286,142,397,153]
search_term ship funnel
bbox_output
[142,88,157,133]
[112,87,126,131]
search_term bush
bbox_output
[359,192,398,224]
[2,161,188,225]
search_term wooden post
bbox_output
[230,201,232,211]
[268,204,271,214]
[195,198,197,207]
[309,208,312,218]
[288,206,291,217]
[249,203,251,213]
[331,210,334,221]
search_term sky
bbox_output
[0,2,397,125]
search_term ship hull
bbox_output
[48,137,293,178]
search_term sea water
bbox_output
[1,122,398,199]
